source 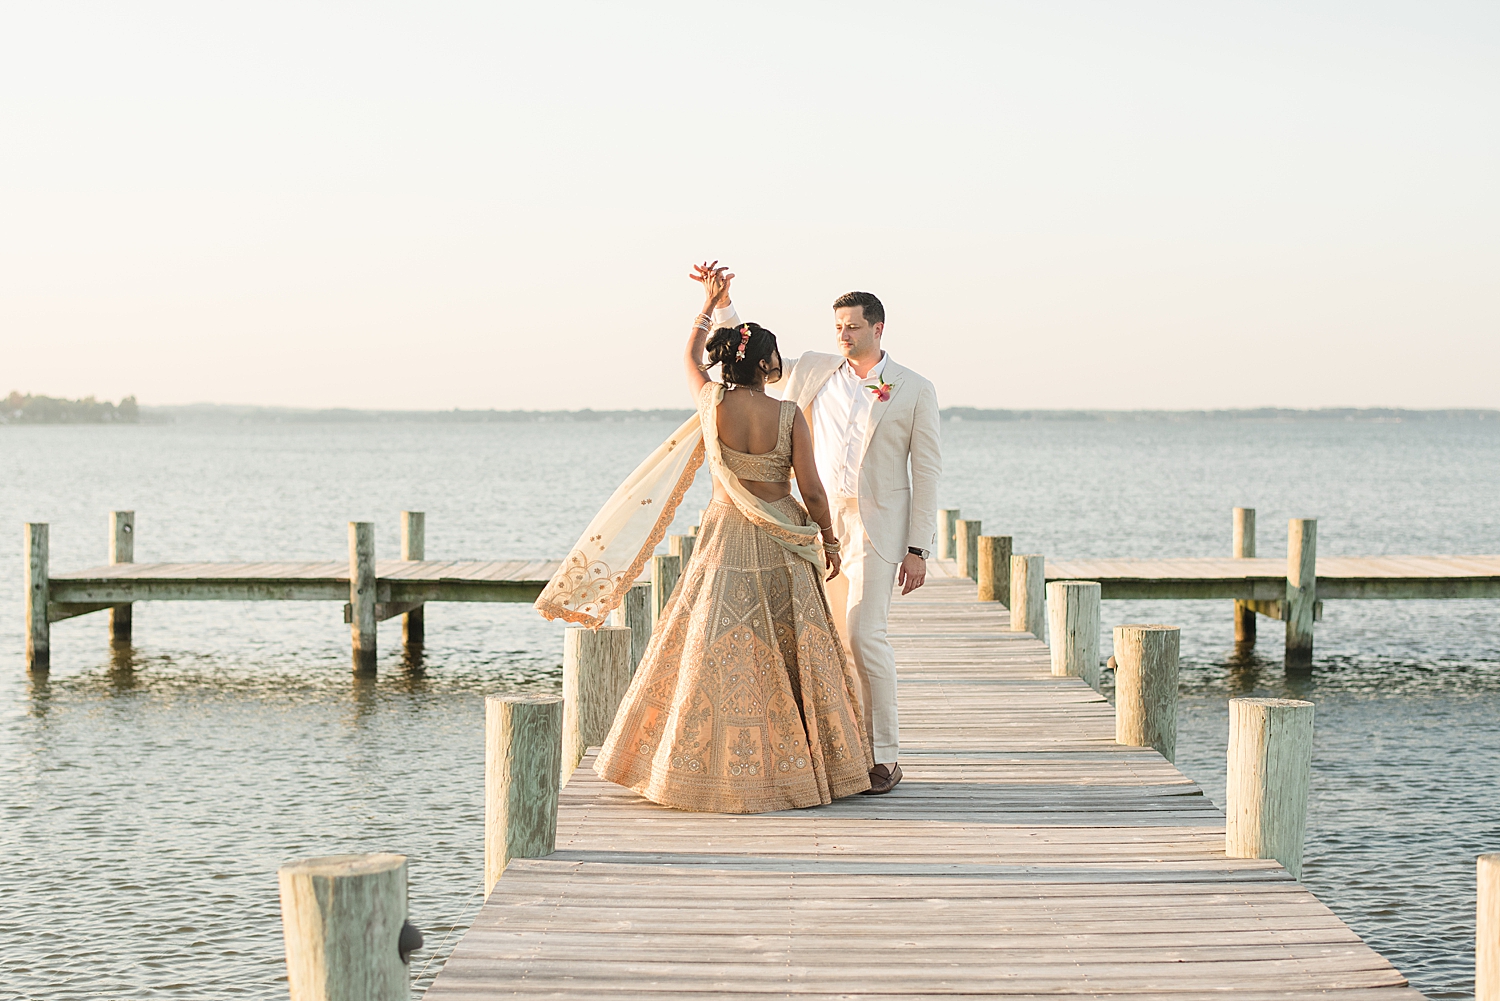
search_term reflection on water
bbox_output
[1,419,1497,999]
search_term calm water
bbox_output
[2,418,1498,999]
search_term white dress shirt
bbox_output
[812,353,887,499]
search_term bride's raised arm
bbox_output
[683,263,734,398]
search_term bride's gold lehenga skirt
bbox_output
[595,495,874,813]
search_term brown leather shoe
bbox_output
[861,762,903,795]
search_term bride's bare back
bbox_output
[714,387,793,502]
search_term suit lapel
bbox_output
[861,357,904,456]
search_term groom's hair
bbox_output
[832,291,884,325]
[707,322,780,387]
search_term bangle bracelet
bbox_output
[822,539,842,553]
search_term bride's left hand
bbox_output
[825,549,841,581]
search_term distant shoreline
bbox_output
[7,398,1498,426]
[138,403,1497,424]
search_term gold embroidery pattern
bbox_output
[596,494,872,813]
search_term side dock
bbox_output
[23,505,1500,673]
[424,565,1418,999]
[22,511,560,672]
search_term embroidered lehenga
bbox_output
[535,381,872,813]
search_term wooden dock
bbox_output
[424,564,1418,999]
[47,558,559,606]
[25,506,1499,672]
[22,510,563,671]
[1048,555,1500,600]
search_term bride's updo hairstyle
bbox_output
[707,323,780,386]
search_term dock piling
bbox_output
[1286,518,1317,668]
[668,533,695,570]
[108,511,134,643]
[651,553,682,627]
[977,535,1012,605]
[1113,624,1179,762]
[937,508,960,560]
[1225,697,1315,879]
[1048,581,1101,688]
[400,512,425,647]
[349,522,377,673]
[1232,507,1255,647]
[25,523,49,671]
[485,694,562,895]
[609,582,651,675]
[956,519,981,581]
[1481,853,1500,999]
[1009,554,1046,639]
[562,626,632,780]
[278,852,413,1001]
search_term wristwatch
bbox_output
[907,547,930,559]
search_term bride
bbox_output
[535,265,873,812]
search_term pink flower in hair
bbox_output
[735,325,752,361]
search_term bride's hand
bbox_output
[689,261,733,308]
[825,549,841,581]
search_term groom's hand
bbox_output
[898,553,926,594]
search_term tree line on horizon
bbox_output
[2,391,139,424]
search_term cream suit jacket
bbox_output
[783,351,942,565]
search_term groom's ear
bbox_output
[873,321,885,339]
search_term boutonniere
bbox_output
[865,378,893,403]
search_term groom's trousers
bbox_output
[825,495,901,765]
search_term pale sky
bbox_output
[2,2,1497,411]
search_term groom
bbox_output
[712,284,941,794]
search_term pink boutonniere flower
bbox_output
[865,378,893,403]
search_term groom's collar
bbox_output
[839,351,888,381]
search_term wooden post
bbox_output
[485,695,562,896]
[1481,853,1500,1000]
[1048,581,1101,688]
[278,852,413,1001]
[609,581,652,675]
[349,522,377,674]
[669,533,695,570]
[25,523,49,671]
[651,553,681,627]
[562,625,632,780]
[1009,554,1046,639]
[400,511,425,647]
[1113,624,1179,762]
[1286,518,1317,668]
[108,510,134,643]
[1225,697,1315,879]
[938,508,960,560]
[955,519,981,581]
[1233,507,1255,647]
[976,535,1012,605]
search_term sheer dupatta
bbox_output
[533,413,704,628]
[535,382,821,629]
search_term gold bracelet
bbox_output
[822,539,842,553]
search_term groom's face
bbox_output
[834,306,883,360]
